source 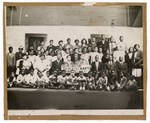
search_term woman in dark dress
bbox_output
[125,47,134,75]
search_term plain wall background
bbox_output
[6,26,143,53]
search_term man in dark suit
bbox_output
[98,34,109,53]
[46,40,56,51]
[91,55,106,79]
[15,46,24,61]
[51,53,64,75]
[115,56,128,76]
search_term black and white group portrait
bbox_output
[5,4,145,116]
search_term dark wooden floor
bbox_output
[7,88,143,109]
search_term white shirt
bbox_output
[57,75,67,84]
[17,74,27,83]
[26,74,37,84]
[28,55,36,65]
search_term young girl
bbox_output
[77,71,86,90]
[86,71,96,90]
[96,71,110,91]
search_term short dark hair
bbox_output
[67,38,71,42]
[8,46,13,50]
[81,38,87,44]
[134,44,140,49]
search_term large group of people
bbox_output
[7,35,143,91]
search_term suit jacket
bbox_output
[99,40,109,53]
[91,61,106,73]
[115,61,128,74]
[46,45,56,51]
[51,60,64,73]
[134,50,143,67]
[105,62,117,74]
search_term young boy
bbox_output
[49,70,58,88]
[25,68,37,88]
[126,75,138,91]
[44,71,52,89]
[96,71,110,91]
[77,71,87,90]
[36,71,46,89]
[86,71,96,90]
[57,70,68,89]
[116,71,127,91]
[7,72,16,88]
[16,69,28,87]
[66,70,78,90]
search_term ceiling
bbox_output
[6,6,142,27]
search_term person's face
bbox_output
[71,71,75,76]
[92,38,96,43]
[37,51,41,56]
[67,55,71,61]
[11,72,15,76]
[57,54,61,60]
[29,50,34,55]
[120,72,123,77]
[21,70,25,75]
[41,48,45,53]
[135,45,140,51]
[95,55,99,61]
[23,55,27,60]
[38,72,43,78]
[62,72,66,77]
[75,40,79,45]
[74,54,78,61]
[30,70,34,76]
[19,49,23,53]
[46,71,50,77]
[50,40,53,45]
[74,48,79,54]
[94,47,98,52]
[79,48,82,53]
[102,73,105,77]
[9,48,13,52]
[102,35,105,40]
[67,39,71,44]
[53,71,57,76]
[82,39,86,44]
[45,51,49,55]
[109,56,113,61]
[66,48,70,54]
[119,57,123,62]
[120,36,123,42]
[129,47,134,53]
[41,41,44,46]
[59,42,63,46]
[41,55,45,60]
[99,48,102,53]
[88,47,91,52]
[59,46,63,50]
[79,72,83,77]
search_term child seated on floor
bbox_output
[96,71,110,91]
[77,71,87,90]
[44,71,52,89]
[49,70,59,88]
[7,72,16,88]
[16,68,28,87]
[126,75,138,91]
[108,70,119,91]
[116,71,127,91]
[86,71,96,90]
[36,71,46,89]
[25,68,37,88]
[57,70,68,89]
[66,70,78,90]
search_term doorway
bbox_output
[25,33,47,51]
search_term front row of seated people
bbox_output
[7,68,138,91]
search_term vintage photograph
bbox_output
[4,2,146,119]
